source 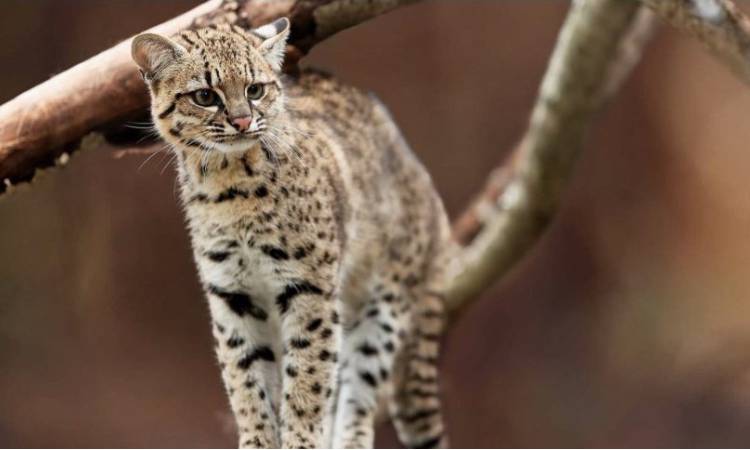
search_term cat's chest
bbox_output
[189,212,290,295]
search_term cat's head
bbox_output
[131,19,290,153]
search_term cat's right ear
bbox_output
[131,33,186,79]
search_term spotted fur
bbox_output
[132,18,455,449]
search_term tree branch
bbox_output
[443,0,750,316]
[0,0,417,193]
[444,1,654,317]
[641,0,750,85]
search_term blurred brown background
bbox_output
[3,0,750,447]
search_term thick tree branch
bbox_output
[0,0,416,193]
[444,1,654,317]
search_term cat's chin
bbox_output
[211,136,261,154]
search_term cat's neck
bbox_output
[173,139,302,205]
[177,143,257,190]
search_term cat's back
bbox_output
[283,69,433,198]
[284,69,455,291]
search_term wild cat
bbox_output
[132,17,453,448]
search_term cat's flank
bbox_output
[132,18,453,449]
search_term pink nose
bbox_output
[230,116,253,132]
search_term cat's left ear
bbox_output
[132,33,186,79]
[252,17,290,71]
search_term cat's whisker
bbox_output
[160,151,180,175]
[124,123,156,130]
[136,144,168,172]
[264,125,303,165]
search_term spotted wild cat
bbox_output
[132,18,454,449]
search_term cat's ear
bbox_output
[131,33,186,79]
[252,17,290,71]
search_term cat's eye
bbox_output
[192,89,220,107]
[247,84,265,101]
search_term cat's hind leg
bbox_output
[389,292,448,449]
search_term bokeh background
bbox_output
[3,0,750,447]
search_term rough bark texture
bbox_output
[0,0,416,193]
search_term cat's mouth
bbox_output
[222,130,263,140]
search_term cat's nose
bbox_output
[230,116,253,132]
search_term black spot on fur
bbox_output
[158,102,176,119]
[187,193,209,204]
[242,158,255,177]
[237,346,275,370]
[306,318,323,332]
[290,338,311,349]
[215,187,249,203]
[254,185,269,198]
[208,285,267,321]
[293,246,308,259]
[358,342,379,357]
[380,322,394,333]
[205,251,230,262]
[359,371,378,388]
[261,245,289,261]
[226,335,244,348]
[276,281,323,314]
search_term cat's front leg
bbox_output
[204,281,281,448]
[275,270,342,448]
